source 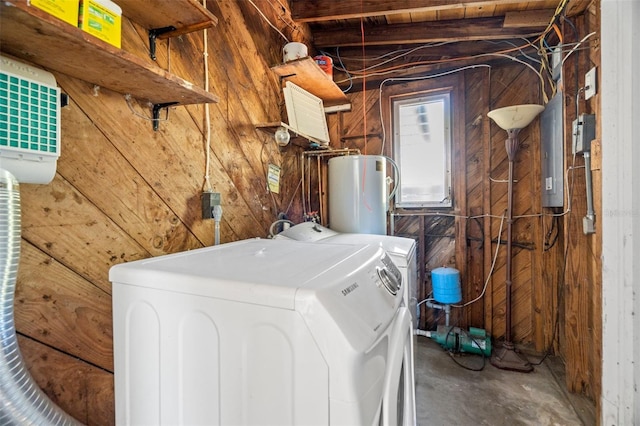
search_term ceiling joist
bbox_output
[503,9,555,27]
[290,0,551,22]
[312,16,541,48]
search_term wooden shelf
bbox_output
[0,0,219,106]
[271,57,349,109]
[256,122,329,150]
[118,0,218,35]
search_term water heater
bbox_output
[0,55,60,184]
[328,155,388,235]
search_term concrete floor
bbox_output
[414,336,595,426]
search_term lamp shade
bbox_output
[487,104,545,131]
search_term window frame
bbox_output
[380,74,464,214]
[392,90,453,208]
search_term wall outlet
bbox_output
[201,192,221,219]
[585,67,597,100]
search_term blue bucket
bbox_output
[431,267,461,304]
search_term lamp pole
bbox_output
[486,104,544,372]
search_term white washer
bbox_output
[277,223,418,329]
[276,224,418,426]
[110,238,412,426]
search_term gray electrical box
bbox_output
[572,114,596,155]
[541,92,564,208]
[551,44,563,81]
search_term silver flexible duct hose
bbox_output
[0,169,80,425]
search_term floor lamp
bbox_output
[487,104,545,372]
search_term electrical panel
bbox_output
[541,92,564,208]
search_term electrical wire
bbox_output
[561,32,597,65]
[333,47,354,93]
[329,42,456,74]
[331,0,572,90]
[202,0,212,192]
[444,328,486,372]
[124,94,170,123]
[246,0,289,43]
[451,211,506,308]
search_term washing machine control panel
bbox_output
[377,253,402,295]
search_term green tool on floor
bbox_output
[426,325,492,357]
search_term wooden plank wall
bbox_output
[329,66,543,341]
[559,1,602,408]
[10,1,306,424]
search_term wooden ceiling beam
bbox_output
[313,16,540,48]
[290,0,551,23]
[503,9,555,28]
[329,38,537,61]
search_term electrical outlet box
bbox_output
[583,216,595,235]
[585,67,597,100]
[201,191,221,219]
[572,114,596,155]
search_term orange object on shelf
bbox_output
[314,55,333,79]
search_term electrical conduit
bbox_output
[0,169,80,425]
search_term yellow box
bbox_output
[31,0,79,27]
[79,0,122,48]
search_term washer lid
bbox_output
[321,233,416,267]
[109,238,384,310]
[275,221,339,242]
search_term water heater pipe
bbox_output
[0,169,80,425]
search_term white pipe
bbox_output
[0,169,80,425]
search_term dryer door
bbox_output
[380,307,416,426]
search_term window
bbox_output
[393,91,452,208]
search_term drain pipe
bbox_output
[0,169,80,425]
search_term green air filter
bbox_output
[0,55,60,184]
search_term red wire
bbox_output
[360,14,367,154]
[359,5,372,212]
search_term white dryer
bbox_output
[110,238,413,426]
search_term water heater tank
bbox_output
[328,155,388,235]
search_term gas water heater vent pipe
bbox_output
[0,169,80,425]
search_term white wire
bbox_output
[203,0,212,192]
[124,94,170,123]
[451,210,507,308]
[329,42,456,74]
[247,0,289,43]
[562,32,597,65]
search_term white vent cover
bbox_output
[283,81,329,146]
[0,55,60,184]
